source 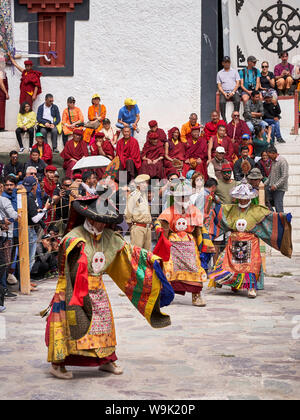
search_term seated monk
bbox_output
[164,127,186,177]
[147,120,167,143]
[181,113,201,143]
[116,126,141,182]
[60,129,89,178]
[226,111,251,156]
[208,124,234,164]
[182,126,208,180]
[139,132,165,179]
[32,132,53,164]
[83,93,106,144]
[90,132,114,179]
[204,110,226,142]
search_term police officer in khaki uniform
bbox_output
[125,174,152,250]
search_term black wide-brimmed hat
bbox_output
[66,186,123,234]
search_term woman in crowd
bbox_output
[256,151,272,181]
[259,61,277,99]
[252,125,272,161]
[83,93,106,144]
[15,102,36,152]
[101,118,118,146]
[204,110,226,142]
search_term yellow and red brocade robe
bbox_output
[157,205,215,294]
[46,226,173,365]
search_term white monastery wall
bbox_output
[4,0,202,147]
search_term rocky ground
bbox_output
[0,255,299,400]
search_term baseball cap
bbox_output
[23,176,37,192]
[216,146,226,154]
[247,55,258,62]
[222,56,231,62]
[67,96,76,103]
[242,134,251,140]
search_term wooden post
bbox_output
[17,186,31,295]
[259,182,267,273]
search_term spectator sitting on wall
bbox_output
[259,61,277,100]
[32,132,53,164]
[239,56,261,105]
[274,51,295,96]
[147,120,167,144]
[233,146,255,181]
[37,93,60,153]
[243,90,268,134]
[217,56,240,123]
[116,98,140,136]
[15,101,36,153]
[3,151,23,180]
[61,96,84,146]
[263,92,285,144]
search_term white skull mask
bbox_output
[236,219,247,233]
[176,218,188,232]
[92,252,106,274]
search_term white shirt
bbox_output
[43,104,54,123]
[217,68,240,92]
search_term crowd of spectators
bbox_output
[0,51,295,312]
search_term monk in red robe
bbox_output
[146,120,167,143]
[204,110,226,142]
[9,54,42,106]
[140,132,165,179]
[116,126,141,181]
[164,127,186,177]
[90,132,114,179]
[32,132,53,164]
[61,129,89,178]
[182,126,208,179]
[208,124,234,164]
[226,111,252,156]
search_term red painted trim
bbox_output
[19,0,83,13]
[216,91,220,114]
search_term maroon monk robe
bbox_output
[204,120,226,142]
[139,140,165,178]
[0,77,8,130]
[146,128,167,143]
[19,69,42,105]
[60,139,89,178]
[182,137,208,179]
[210,135,234,162]
[116,136,141,170]
[226,120,251,155]
[90,140,114,179]
[164,140,186,177]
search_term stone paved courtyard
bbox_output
[0,256,299,400]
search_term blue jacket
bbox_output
[37,103,61,126]
[1,190,18,238]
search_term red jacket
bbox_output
[32,142,53,165]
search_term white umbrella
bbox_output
[72,156,111,171]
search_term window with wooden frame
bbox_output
[38,13,66,67]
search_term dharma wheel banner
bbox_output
[222,0,300,69]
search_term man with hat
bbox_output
[247,168,263,205]
[62,96,84,146]
[140,132,165,179]
[44,187,173,379]
[208,179,292,299]
[207,146,230,180]
[182,125,208,179]
[147,120,167,144]
[37,94,61,153]
[61,129,89,178]
[83,94,107,144]
[125,174,152,250]
[217,56,241,122]
[116,98,140,135]
[32,132,53,165]
[239,56,261,105]
[8,53,42,106]
[155,179,215,307]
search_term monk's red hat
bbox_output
[190,125,201,132]
[73,129,83,137]
[221,163,232,172]
[148,120,158,128]
[148,132,159,140]
[95,132,105,138]
[45,165,57,172]
[73,174,82,180]
[24,60,33,66]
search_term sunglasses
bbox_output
[233,114,240,117]
[262,65,269,68]
[29,172,37,175]
[222,171,232,174]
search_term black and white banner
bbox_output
[222,0,300,69]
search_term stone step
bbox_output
[287,166,300,175]
[287,175,300,186]
[281,155,300,165]
[0,130,64,153]
[286,186,300,196]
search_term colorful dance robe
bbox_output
[156,205,215,295]
[207,204,293,290]
[45,226,174,365]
